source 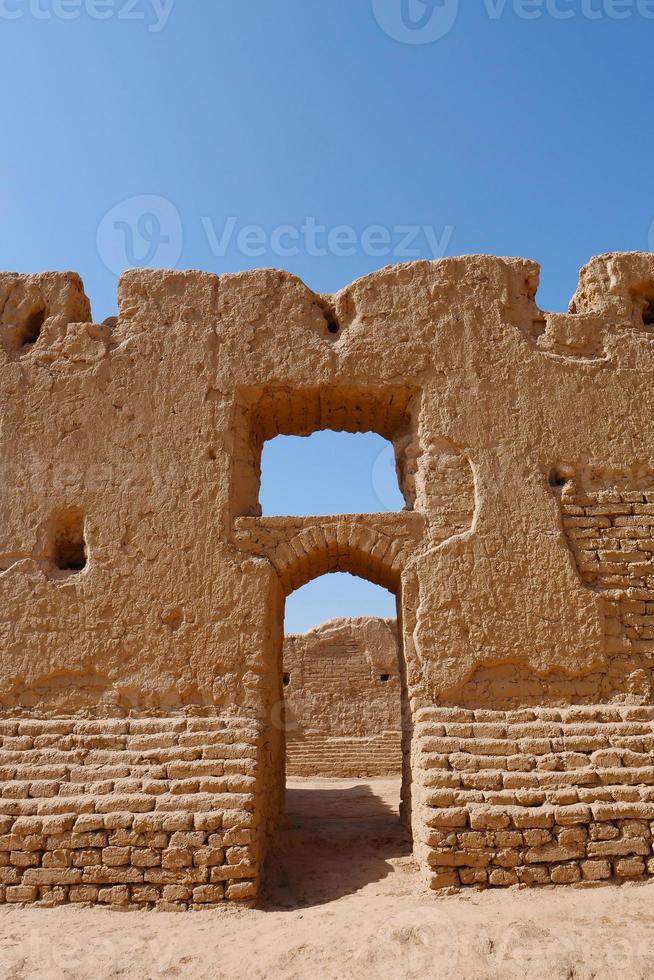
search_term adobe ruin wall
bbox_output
[0,252,654,906]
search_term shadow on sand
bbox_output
[259,780,413,911]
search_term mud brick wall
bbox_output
[4,252,654,903]
[285,733,402,778]
[283,618,402,777]
[562,471,654,695]
[413,706,654,890]
[441,468,654,709]
[0,718,262,909]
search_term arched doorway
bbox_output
[229,384,426,903]
[256,533,418,907]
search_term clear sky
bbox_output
[2,0,651,630]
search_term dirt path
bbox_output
[1,777,653,979]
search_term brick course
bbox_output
[0,718,261,909]
[414,705,654,889]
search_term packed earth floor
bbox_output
[0,776,653,980]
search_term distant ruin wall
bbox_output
[283,618,402,777]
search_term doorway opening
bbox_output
[284,574,402,778]
[262,570,414,909]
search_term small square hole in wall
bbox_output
[549,469,568,489]
[283,673,291,688]
[21,308,47,346]
[380,673,391,683]
[643,299,654,328]
[52,510,87,572]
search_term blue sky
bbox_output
[2,1,651,630]
[264,432,403,632]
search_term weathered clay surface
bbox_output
[1,252,654,906]
[284,618,402,776]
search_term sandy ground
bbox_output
[1,777,654,979]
